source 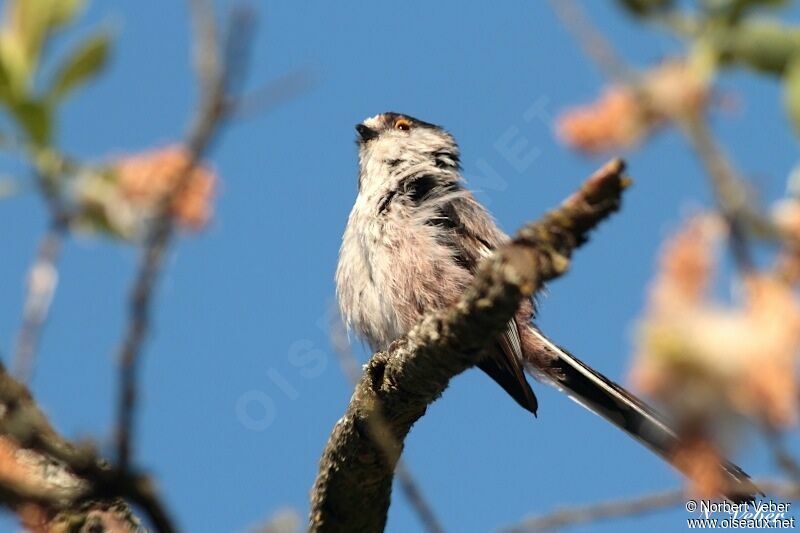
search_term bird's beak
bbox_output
[355,123,378,142]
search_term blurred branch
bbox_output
[228,69,316,119]
[12,222,63,382]
[506,487,683,533]
[679,114,755,273]
[12,148,79,382]
[115,0,254,473]
[330,318,445,533]
[0,361,173,531]
[763,427,800,484]
[310,159,631,532]
[548,0,634,83]
[251,508,301,533]
[548,0,759,275]
[505,478,800,533]
[3,1,304,531]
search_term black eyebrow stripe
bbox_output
[383,111,443,130]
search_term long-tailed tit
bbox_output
[336,112,758,500]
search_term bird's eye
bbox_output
[394,118,412,131]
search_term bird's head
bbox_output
[355,113,460,191]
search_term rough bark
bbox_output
[0,361,170,531]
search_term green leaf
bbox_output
[704,0,790,23]
[616,0,674,16]
[709,20,800,75]
[49,31,111,102]
[0,54,13,104]
[729,0,789,14]
[0,0,87,94]
[47,0,86,30]
[10,99,51,146]
[784,56,800,134]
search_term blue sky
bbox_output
[0,2,798,532]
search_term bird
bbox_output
[335,111,759,501]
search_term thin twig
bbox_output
[228,69,317,119]
[111,3,306,528]
[548,0,757,275]
[763,427,800,485]
[12,146,76,382]
[115,0,249,473]
[506,488,684,533]
[394,464,445,533]
[505,478,800,532]
[13,222,64,382]
[547,0,634,84]
[680,114,756,274]
[330,317,446,533]
[0,360,175,532]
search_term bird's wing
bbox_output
[429,190,538,414]
[492,319,538,414]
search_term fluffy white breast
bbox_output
[335,188,404,350]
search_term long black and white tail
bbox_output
[527,328,760,502]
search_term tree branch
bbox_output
[504,478,800,532]
[678,114,757,274]
[13,222,63,382]
[330,318,445,533]
[115,0,253,473]
[547,0,634,83]
[547,0,761,276]
[309,158,631,532]
[0,360,173,531]
[13,147,77,383]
